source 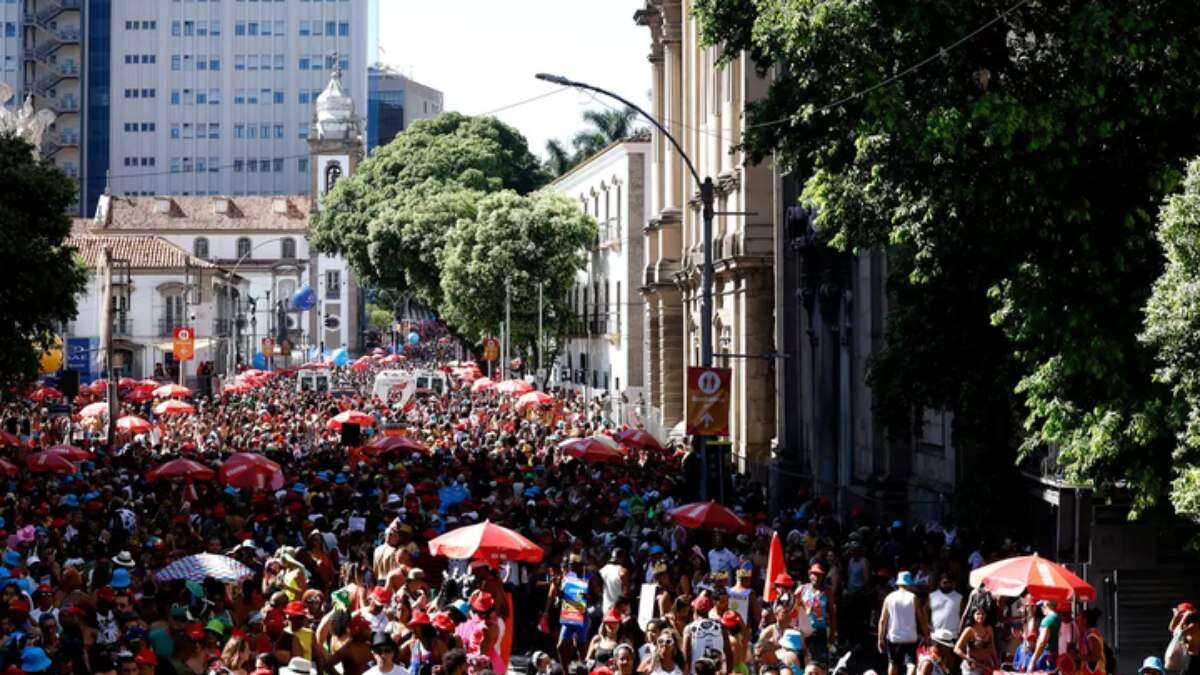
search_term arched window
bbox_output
[325,161,342,193]
[281,237,296,259]
[236,237,252,259]
[193,237,209,259]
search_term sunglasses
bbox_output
[658,638,675,646]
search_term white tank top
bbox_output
[688,618,725,668]
[600,564,624,612]
[884,589,919,643]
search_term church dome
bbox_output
[315,67,356,140]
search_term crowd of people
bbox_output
[0,349,1197,675]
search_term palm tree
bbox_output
[544,139,576,177]
[582,108,639,144]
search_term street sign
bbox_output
[172,327,195,361]
[261,337,275,355]
[482,338,500,362]
[686,366,731,436]
[67,336,97,381]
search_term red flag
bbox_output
[763,531,785,603]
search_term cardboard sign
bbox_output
[638,583,658,630]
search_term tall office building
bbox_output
[2,0,85,214]
[366,64,443,152]
[102,0,374,209]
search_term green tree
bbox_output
[439,191,596,355]
[310,113,547,307]
[0,135,88,388]
[694,0,1200,515]
[1142,158,1200,524]
[544,139,577,177]
[545,107,644,177]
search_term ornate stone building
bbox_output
[636,0,776,477]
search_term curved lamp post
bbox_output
[535,73,717,500]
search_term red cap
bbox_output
[603,608,622,624]
[350,614,371,633]
[97,587,116,602]
[284,600,307,617]
[721,610,742,628]
[136,649,158,666]
[370,586,392,605]
[469,589,495,612]
[410,610,431,626]
[691,595,713,614]
[1177,603,1196,613]
[591,668,614,675]
[773,573,795,588]
[264,609,286,632]
[184,623,205,640]
[809,563,826,576]
[432,612,456,631]
[8,598,30,613]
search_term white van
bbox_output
[296,368,331,393]
[373,370,416,407]
[412,369,449,395]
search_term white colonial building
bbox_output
[548,138,651,402]
[66,69,364,384]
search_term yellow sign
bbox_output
[482,338,500,362]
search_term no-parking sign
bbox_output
[173,327,195,361]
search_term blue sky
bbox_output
[378,0,652,158]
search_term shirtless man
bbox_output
[324,614,374,675]
[1169,604,1200,675]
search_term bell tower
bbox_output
[308,62,364,210]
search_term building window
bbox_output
[325,270,341,299]
[237,237,252,259]
[194,237,209,259]
[281,238,296,259]
[325,161,342,193]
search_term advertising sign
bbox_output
[172,327,195,361]
[686,366,732,436]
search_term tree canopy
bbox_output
[310,113,547,309]
[439,191,596,351]
[694,0,1200,517]
[0,135,88,389]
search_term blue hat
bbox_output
[335,473,347,484]
[21,646,53,673]
[1140,657,1164,674]
[83,491,100,502]
[126,625,149,640]
[620,484,633,493]
[61,494,79,507]
[316,471,330,482]
[451,599,470,616]
[779,629,805,652]
[650,545,665,555]
[0,568,10,581]
[292,483,306,494]
[896,571,915,587]
[224,486,240,496]
[3,550,22,567]
[0,516,5,529]
[111,568,132,589]
[891,520,904,530]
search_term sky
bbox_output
[378,0,652,159]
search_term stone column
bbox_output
[770,176,809,514]
[660,287,685,426]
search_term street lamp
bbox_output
[535,73,718,499]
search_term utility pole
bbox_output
[100,246,116,449]
[180,260,189,386]
[504,279,512,380]
[537,281,544,388]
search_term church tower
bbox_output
[308,65,365,208]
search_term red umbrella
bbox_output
[222,382,250,395]
[350,360,371,372]
[137,379,160,390]
[28,386,62,402]
[87,380,108,396]
[0,457,17,477]
[219,453,284,491]
[968,554,1096,603]
[381,354,407,364]
[115,415,152,434]
[428,520,544,563]
[559,437,627,464]
[361,434,431,456]
[615,428,664,452]
[495,379,533,396]
[515,391,556,413]
[0,430,22,447]
[471,377,495,393]
[25,452,78,474]
[326,410,376,431]
[118,377,139,389]
[155,400,195,416]
[79,402,109,418]
[147,458,215,482]
[669,501,752,533]
[125,389,154,403]
[153,384,192,398]
[370,348,386,356]
[47,444,94,462]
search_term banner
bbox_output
[67,337,98,382]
